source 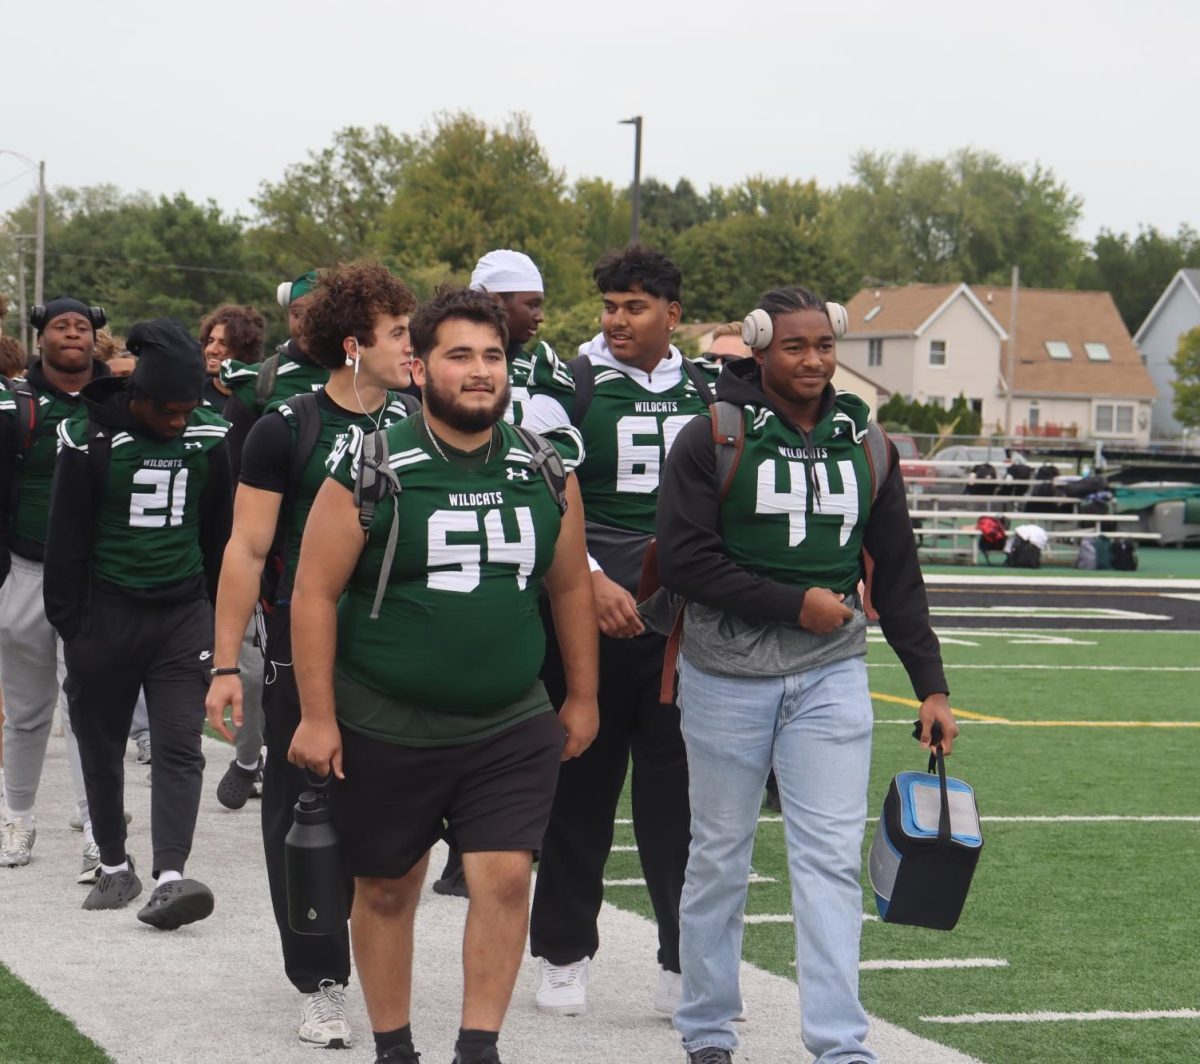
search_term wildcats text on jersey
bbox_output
[633,401,679,413]
[448,491,505,508]
[777,446,829,460]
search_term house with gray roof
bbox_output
[1133,268,1200,438]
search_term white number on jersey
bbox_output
[615,414,696,493]
[129,468,189,528]
[426,506,537,593]
[754,459,860,546]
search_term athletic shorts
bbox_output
[334,710,565,879]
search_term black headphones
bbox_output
[29,303,107,332]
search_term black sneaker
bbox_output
[82,858,142,910]
[432,847,468,898]
[451,1047,499,1064]
[136,878,214,930]
[687,1050,733,1064]
[376,1045,421,1062]
[216,758,260,810]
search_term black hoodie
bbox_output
[656,357,947,700]
[42,376,233,640]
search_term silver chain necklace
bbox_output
[422,416,493,463]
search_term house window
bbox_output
[1045,341,1072,360]
[868,338,883,367]
[1028,401,1040,429]
[929,340,946,367]
[928,396,945,410]
[1095,403,1134,434]
[1084,342,1111,362]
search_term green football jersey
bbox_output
[219,349,328,417]
[57,407,230,589]
[327,417,574,728]
[507,339,554,425]
[527,348,718,533]
[0,386,85,550]
[274,393,414,581]
[719,392,873,596]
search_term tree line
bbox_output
[3,112,1199,352]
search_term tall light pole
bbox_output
[619,116,643,244]
[1005,265,1019,437]
[0,150,47,316]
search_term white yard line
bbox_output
[867,663,1200,671]
[604,873,778,887]
[920,1008,1200,1024]
[861,959,1009,972]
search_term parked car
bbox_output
[891,433,935,492]
[927,445,1029,494]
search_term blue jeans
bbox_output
[675,653,877,1064]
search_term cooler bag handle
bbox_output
[912,719,953,850]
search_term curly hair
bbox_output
[0,335,27,377]
[409,286,508,361]
[199,304,266,363]
[300,262,418,370]
[94,329,126,362]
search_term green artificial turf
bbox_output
[0,962,112,1064]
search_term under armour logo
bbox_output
[184,442,202,450]
[506,467,531,481]
[831,427,843,437]
[199,650,213,661]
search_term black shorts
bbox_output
[334,710,565,879]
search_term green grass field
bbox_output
[6,625,1197,1063]
[604,627,1200,1063]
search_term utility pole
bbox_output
[34,160,46,307]
[16,238,28,353]
[619,116,643,244]
[1005,265,1019,437]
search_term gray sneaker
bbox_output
[83,860,142,910]
[137,878,214,930]
[69,810,132,832]
[136,738,152,765]
[687,1050,733,1064]
[0,821,36,867]
[79,839,101,884]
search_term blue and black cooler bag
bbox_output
[868,727,983,930]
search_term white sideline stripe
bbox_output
[743,914,881,924]
[920,1009,1200,1025]
[604,874,777,887]
[867,663,1200,672]
[860,958,1009,971]
[923,574,1200,590]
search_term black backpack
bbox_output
[965,462,998,496]
[353,423,568,620]
[1005,535,1042,569]
[1110,538,1138,571]
[999,460,1032,498]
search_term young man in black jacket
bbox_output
[655,287,957,1064]
[0,297,107,876]
[44,319,233,930]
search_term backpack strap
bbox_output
[565,356,595,426]
[395,392,421,416]
[254,353,281,409]
[285,393,323,502]
[863,421,891,504]
[710,401,745,501]
[353,429,402,620]
[679,357,716,406]
[511,425,569,515]
[11,378,38,456]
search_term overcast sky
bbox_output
[1,0,1193,244]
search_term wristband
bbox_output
[210,666,242,677]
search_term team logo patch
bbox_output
[506,467,531,481]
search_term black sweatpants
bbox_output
[64,589,210,876]
[260,605,352,993]
[529,600,691,972]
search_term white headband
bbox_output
[469,249,544,294]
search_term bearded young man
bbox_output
[288,287,597,1064]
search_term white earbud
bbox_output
[345,338,359,369]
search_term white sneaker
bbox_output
[298,980,352,1049]
[536,958,589,1016]
[654,966,682,1017]
[0,821,36,867]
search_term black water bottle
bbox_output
[285,778,347,936]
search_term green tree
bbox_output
[830,148,1084,288]
[250,125,414,273]
[1170,326,1200,430]
[1074,225,1200,333]
[376,112,591,305]
[2,186,267,337]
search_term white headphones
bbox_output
[741,302,849,350]
[276,281,294,309]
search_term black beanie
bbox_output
[36,296,103,335]
[127,319,205,403]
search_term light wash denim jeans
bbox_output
[675,653,877,1064]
